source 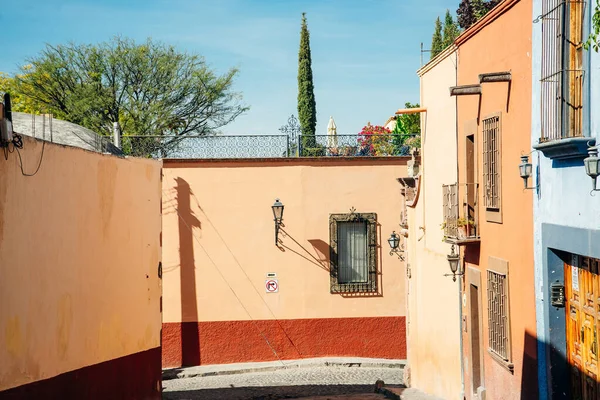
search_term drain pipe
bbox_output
[455,51,466,400]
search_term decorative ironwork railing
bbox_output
[442,183,480,242]
[539,0,586,142]
[119,133,420,159]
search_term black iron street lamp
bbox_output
[519,155,535,190]
[388,231,404,260]
[444,245,462,282]
[272,199,284,245]
[584,145,600,193]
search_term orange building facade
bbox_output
[0,136,162,399]
[449,1,538,398]
[161,158,410,367]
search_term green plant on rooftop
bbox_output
[392,102,421,155]
[357,124,395,156]
[584,0,600,52]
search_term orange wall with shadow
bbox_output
[161,158,410,366]
[0,136,162,399]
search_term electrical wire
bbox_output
[13,132,46,177]
[161,184,299,367]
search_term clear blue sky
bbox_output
[1,0,458,135]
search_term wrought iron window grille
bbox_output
[329,209,378,294]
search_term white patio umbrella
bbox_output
[327,116,338,152]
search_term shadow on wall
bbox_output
[171,186,305,363]
[520,331,540,400]
[276,224,384,299]
[276,226,330,272]
[175,177,201,367]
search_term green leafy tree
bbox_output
[457,0,499,29]
[0,69,47,114]
[442,10,461,48]
[585,0,600,52]
[472,0,501,20]
[392,103,421,155]
[431,17,444,58]
[5,37,248,155]
[297,13,317,154]
[457,0,476,29]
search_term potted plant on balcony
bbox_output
[457,217,475,239]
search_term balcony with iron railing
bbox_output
[442,183,480,244]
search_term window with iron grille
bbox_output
[482,115,501,211]
[487,269,511,364]
[540,0,586,141]
[329,211,377,293]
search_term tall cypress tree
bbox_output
[442,10,460,48]
[297,12,317,152]
[431,17,443,58]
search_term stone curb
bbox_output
[162,357,406,381]
[380,387,402,400]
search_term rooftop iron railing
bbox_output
[120,133,420,159]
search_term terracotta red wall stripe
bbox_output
[162,316,406,367]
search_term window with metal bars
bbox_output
[482,115,500,210]
[540,0,586,142]
[487,270,510,362]
[329,211,377,293]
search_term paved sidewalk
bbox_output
[381,387,446,400]
[163,357,406,380]
[162,358,443,400]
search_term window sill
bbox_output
[487,348,514,373]
[444,236,480,245]
[533,137,595,160]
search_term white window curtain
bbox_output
[338,221,368,283]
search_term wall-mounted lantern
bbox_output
[584,145,600,193]
[272,199,284,245]
[444,245,463,282]
[518,155,536,190]
[388,231,404,260]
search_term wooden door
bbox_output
[566,255,600,399]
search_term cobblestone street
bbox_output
[162,366,403,400]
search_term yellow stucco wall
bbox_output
[0,136,162,391]
[406,47,463,399]
[161,158,409,323]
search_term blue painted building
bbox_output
[531,0,600,398]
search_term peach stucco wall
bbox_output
[456,0,536,398]
[0,136,162,391]
[407,47,463,399]
[162,159,408,324]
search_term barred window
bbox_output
[540,0,586,141]
[487,269,511,363]
[329,211,377,293]
[482,116,500,210]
